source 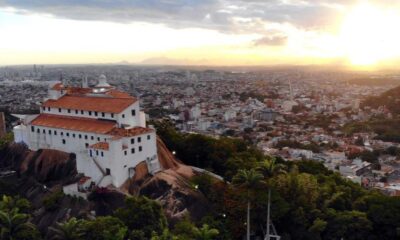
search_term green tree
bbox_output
[0,195,31,214]
[80,216,127,240]
[151,229,178,240]
[0,133,13,150]
[172,216,196,240]
[193,224,219,240]
[232,169,264,240]
[48,217,84,240]
[257,158,286,240]
[323,210,372,240]
[0,208,40,240]
[115,196,167,239]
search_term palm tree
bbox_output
[0,208,36,240]
[48,217,84,240]
[193,224,219,240]
[233,169,264,240]
[257,157,286,240]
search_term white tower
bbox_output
[96,74,111,88]
[82,75,88,88]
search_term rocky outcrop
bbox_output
[0,137,213,229]
[129,137,210,223]
[138,167,209,224]
[0,144,77,185]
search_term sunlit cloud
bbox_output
[0,0,400,68]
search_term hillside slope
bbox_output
[363,85,400,114]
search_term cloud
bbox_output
[253,35,288,46]
[0,0,392,33]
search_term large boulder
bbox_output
[138,167,209,224]
[0,143,77,185]
[129,137,211,224]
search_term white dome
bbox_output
[96,74,111,87]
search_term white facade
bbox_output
[14,76,161,188]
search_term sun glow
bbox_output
[340,2,400,67]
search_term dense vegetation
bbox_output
[363,85,400,114]
[343,118,400,142]
[1,124,400,239]
[156,121,400,239]
[0,194,219,240]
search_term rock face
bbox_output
[0,137,211,230]
[130,137,210,223]
[138,168,209,224]
[0,144,77,185]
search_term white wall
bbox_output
[41,106,118,122]
[116,102,141,127]
[27,123,159,187]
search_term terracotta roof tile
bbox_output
[43,95,136,113]
[51,83,64,90]
[90,142,109,151]
[31,114,116,134]
[108,127,154,137]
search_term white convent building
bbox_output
[13,75,161,189]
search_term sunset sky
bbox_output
[1,0,400,68]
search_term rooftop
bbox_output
[31,114,116,134]
[31,114,153,137]
[90,142,109,151]
[108,126,154,137]
[43,94,136,113]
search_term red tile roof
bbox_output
[51,83,64,90]
[43,95,136,113]
[31,114,116,134]
[90,142,109,151]
[107,127,154,137]
[31,114,153,137]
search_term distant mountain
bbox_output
[139,57,209,66]
[363,85,400,114]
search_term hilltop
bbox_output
[363,84,400,114]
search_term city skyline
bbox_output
[1,0,400,69]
